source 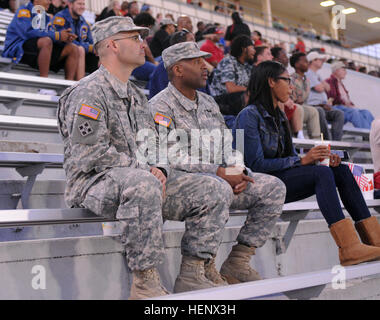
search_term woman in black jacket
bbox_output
[224,12,251,46]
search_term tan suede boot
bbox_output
[330,218,380,266]
[355,216,380,247]
[173,256,219,293]
[204,258,228,286]
[129,268,169,300]
[220,244,262,284]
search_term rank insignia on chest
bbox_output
[79,104,101,120]
[154,113,172,128]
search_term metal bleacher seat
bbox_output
[343,126,370,140]
[0,114,57,130]
[0,90,59,113]
[0,151,63,208]
[232,199,380,255]
[154,260,380,300]
[0,115,58,144]
[293,137,370,153]
[0,71,76,94]
[1,149,379,254]
[0,208,114,227]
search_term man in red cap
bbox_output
[200,26,224,67]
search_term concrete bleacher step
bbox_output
[0,217,379,299]
[156,261,380,300]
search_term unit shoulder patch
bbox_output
[53,16,65,26]
[18,9,31,18]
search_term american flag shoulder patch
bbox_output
[154,112,172,128]
[78,104,101,120]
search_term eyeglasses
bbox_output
[276,77,292,85]
[113,34,144,43]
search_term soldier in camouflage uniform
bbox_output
[57,17,231,298]
[149,42,287,290]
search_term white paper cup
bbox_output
[102,222,120,236]
[314,141,331,166]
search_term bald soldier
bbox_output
[57,17,236,298]
[149,42,287,288]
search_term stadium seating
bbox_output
[0,8,379,300]
[153,260,380,300]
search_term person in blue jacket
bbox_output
[2,0,79,79]
[52,0,98,79]
[233,60,380,267]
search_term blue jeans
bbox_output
[334,105,374,129]
[313,106,344,141]
[271,164,371,226]
[132,61,157,82]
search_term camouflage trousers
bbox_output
[80,167,232,269]
[177,170,286,253]
[81,167,166,271]
[163,170,233,260]
[163,170,286,260]
[229,171,286,248]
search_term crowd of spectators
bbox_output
[2,2,380,299]
[1,1,377,135]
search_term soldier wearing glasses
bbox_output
[58,16,239,299]
[57,16,171,300]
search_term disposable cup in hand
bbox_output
[314,141,330,166]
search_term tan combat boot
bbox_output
[330,218,380,266]
[220,244,262,284]
[129,268,169,300]
[204,258,228,286]
[355,216,380,247]
[173,256,219,293]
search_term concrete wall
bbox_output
[319,63,380,119]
